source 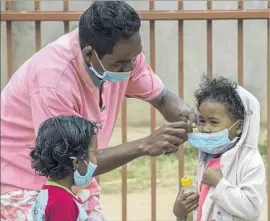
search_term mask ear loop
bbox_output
[83,159,89,166]
[93,50,107,73]
[89,64,106,79]
[70,156,78,171]
[228,120,240,131]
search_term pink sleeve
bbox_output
[125,52,166,101]
[30,87,81,135]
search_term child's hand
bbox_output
[173,189,199,220]
[202,168,222,187]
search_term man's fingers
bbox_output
[164,128,189,139]
[165,145,179,154]
[188,109,198,127]
[178,116,188,123]
[165,122,193,131]
[159,141,179,155]
[163,133,186,146]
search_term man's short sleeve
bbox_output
[125,52,166,102]
[30,87,80,135]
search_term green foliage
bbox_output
[259,135,267,156]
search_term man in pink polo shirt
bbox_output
[1,1,196,220]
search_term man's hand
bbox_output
[150,90,197,126]
[173,189,199,220]
[140,122,192,157]
[170,100,197,126]
[93,121,192,176]
[202,168,222,187]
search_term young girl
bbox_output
[173,76,266,221]
[30,116,99,221]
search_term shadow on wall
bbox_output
[0,0,268,126]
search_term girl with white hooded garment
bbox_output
[173,76,266,221]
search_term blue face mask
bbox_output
[90,66,131,83]
[89,50,131,83]
[188,121,239,155]
[71,157,97,187]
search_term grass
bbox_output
[100,126,268,194]
[100,150,198,194]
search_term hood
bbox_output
[198,86,261,163]
[235,86,261,149]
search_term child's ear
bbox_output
[236,120,244,136]
[71,158,79,171]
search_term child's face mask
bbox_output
[188,121,239,155]
[71,157,97,186]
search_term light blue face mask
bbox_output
[89,66,131,83]
[71,157,97,186]
[188,121,239,155]
[89,51,131,83]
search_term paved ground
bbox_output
[101,188,268,221]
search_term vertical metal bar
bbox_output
[149,1,156,221]
[237,0,244,86]
[121,98,127,221]
[34,0,41,51]
[267,0,270,219]
[207,0,213,78]
[121,0,128,206]
[178,0,184,187]
[6,0,12,80]
[120,0,128,205]
[63,0,70,33]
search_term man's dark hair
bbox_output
[195,76,245,120]
[30,116,99,180]
[79,1,141,58]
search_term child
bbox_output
[30,116,99,221]
[173,76,265,221]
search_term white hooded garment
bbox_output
[194,86,266,221]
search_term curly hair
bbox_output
[79,1,141,58]
[195,76,245,120]
[30,116,99,180]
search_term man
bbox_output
[1,1,196,220]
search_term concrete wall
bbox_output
[1,1,268,126]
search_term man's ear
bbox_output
[82,46,93,66]
[236,120,244,136]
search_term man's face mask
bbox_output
[90,51,131,83]
[187,121,240,155]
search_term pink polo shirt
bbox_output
[1,28,165,194]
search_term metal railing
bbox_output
[1,1,270,220]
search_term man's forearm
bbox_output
[150,89,187,122]
[94,138,145,176]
